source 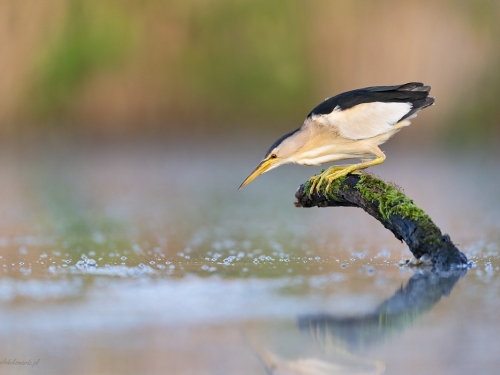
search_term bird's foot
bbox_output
[323,164,369,191]
[324,168,351,192]
[308,155,385,195]
[308,175,320,195]
[308,166,346,195]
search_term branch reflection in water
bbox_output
[251,268,466,375]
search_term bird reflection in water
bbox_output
[250,268,466,375]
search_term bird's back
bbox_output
[306,82,434,141]
[308,82,434,120]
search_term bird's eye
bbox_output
[270,154,277,159]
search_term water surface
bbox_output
[0,141,499,375]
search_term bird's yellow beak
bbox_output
[239,158,278,190]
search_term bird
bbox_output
[239,82,434,194]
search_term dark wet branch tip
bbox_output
[295,173,468,270]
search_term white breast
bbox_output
[292,141,375,166]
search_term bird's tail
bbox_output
[397,82,431,93]
[396,82,435,121]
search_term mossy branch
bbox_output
[295,173,467,269]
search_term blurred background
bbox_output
[1,0,499,146]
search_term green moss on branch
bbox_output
[295,173,467,269]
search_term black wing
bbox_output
[308,82,434,122]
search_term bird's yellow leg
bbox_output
[324,152,386,192]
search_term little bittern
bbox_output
[239,82,434,193]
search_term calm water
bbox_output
[0,140,499,375]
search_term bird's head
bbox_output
[239,128,305,190]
